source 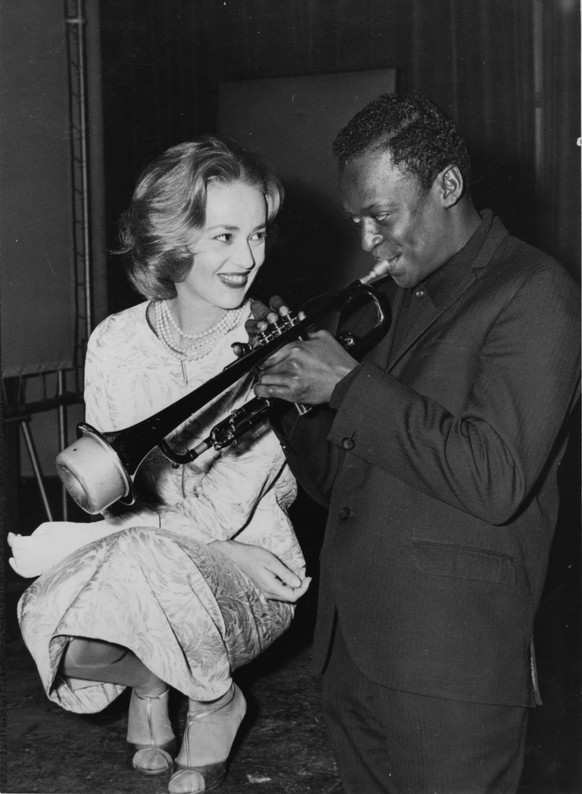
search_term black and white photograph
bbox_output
[1,2,580,793]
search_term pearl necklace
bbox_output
[154,299,247,361]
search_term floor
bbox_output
[2,476,580,794]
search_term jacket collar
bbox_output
[369,211,509,370]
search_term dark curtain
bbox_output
[539,0,580,274]
[100,0,579,310]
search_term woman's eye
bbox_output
[251,231,267,243]
[216,233,232,243]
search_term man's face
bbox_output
[340,149,453,289]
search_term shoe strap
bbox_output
[133,688,170,701]
[130,688,171,747]
[187,684,235,722]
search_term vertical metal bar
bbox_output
[57,369,69,519]
[75,0,93,338]
[65,0,92,378]
[532,0,544,186]
[20,420,53,522]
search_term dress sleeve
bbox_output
[83,313,165,528]
[83,317,117,430]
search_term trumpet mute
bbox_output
[55,425,133,515]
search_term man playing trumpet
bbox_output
[251,93,580,793]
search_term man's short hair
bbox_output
[333,93,473,192]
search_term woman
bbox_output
[8,136,310,794]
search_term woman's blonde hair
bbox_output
[118,135,284,300]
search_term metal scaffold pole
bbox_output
[65,0,93,390]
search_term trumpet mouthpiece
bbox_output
[360,260,391,285]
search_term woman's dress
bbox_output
[17,301,304,713]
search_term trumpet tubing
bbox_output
[56,261,391,515]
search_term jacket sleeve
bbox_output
[326,263,580,524]
[272,284,395,507]
[273,403,338,510]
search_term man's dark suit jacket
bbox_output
[279,213,580,708]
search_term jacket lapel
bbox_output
[365,281,406,369]
[386,216,509,371]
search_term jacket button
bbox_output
[342,437,355,450]
[339,507,351,520]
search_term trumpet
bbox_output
[56,261,391,515]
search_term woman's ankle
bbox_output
[127,688,175,747]
[176,684,246,768]
[186,684,235,717]
[133,677,168,699]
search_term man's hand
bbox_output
[231,297,292,358]
[234,296,358,405]
[255,329,358,405]
[212,539,311,602]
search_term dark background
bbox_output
[98,0,580,313]
[1,1,580,791]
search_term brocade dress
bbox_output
[17,301,304,714]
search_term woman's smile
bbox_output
[218,272,252,288]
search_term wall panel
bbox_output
[0,0,74,376]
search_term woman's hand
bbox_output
[212,539,311,602]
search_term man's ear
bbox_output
[437,165,464,207]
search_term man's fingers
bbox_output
[257,342,295,369]
[246,296,292,349]
[249,298,270,320]
[231,342,251,357]
[268,295,290,316]
[249,296,291,321]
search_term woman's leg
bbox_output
[169,683,247,794]
[62,638,175,775]
[62,639,248,790]
[18,529,292,784]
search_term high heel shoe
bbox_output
[127,689,176,776]
[168,684,246,794]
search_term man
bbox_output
[251,93,580,793]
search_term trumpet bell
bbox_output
[55,424,134,515]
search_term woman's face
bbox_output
[176,179,268,312]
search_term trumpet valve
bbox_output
[256,312,301,346]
